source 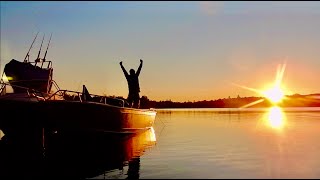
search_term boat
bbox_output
[0,33,157,140]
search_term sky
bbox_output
[1,1,320,102]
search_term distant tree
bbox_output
[140,95,150,109]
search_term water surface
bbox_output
[1,107,320,179]
[133,107,320,179]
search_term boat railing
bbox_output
[1,79,125,107]
[28,60,53,69]
[1,78,59,93]
[51,80,61,92]
[0,78,61,96]
[46,89,125,107]
[0,81,48,101]
[5,79,54,84]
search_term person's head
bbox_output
[129,69,135,75]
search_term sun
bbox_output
[262,63,287,104]
[262,85,285,104]
[233,62,288,107]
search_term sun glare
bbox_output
[263,63,287,104]
[1,73,12,82]
[266,106,286,129]
[262,85,285,104]
[233,62,288,106]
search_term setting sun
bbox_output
[263,63,287,104]
[234,62,288,107]
[262,85,285,104]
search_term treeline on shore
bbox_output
[137,94,320,109]
[63,92,320,109]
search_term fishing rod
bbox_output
[43,33,52,62]
[24,31,39,63]
[36,34,45,63]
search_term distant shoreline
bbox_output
[139,94,320,109]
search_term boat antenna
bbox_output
[43,33,52,62]
[36,33,45,62]
[24,31,39,63]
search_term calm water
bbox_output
[1,107,320,178]
[98,107,320,179]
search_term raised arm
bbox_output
[120,61,129,78]
[136,59,143,76]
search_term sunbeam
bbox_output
[232,62,289,107]
[240,99,265,109]
[262,63,287,104]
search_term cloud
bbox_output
[199,1,224,15]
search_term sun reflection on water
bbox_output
[265,106,286,129]
[149,127,157,142]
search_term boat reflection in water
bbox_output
[0,127,156,178]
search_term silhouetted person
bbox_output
[120,59,143,108]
